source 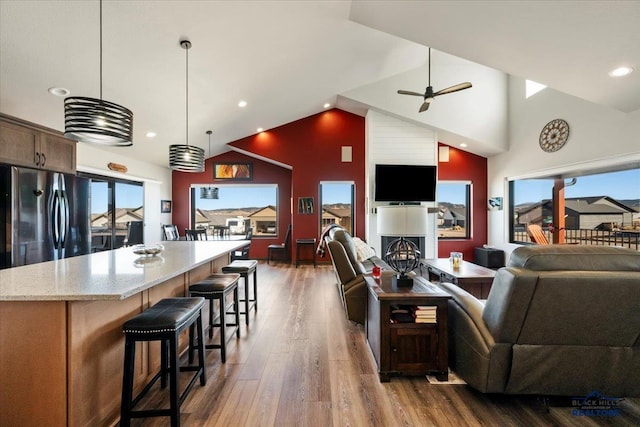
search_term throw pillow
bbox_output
[353,237,376,262]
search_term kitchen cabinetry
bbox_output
[0,113,76,174]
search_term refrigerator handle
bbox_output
[60,190,69,246]
[52,190,61,249]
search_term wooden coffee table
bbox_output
[421,258,496,299]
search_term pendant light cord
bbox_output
[185,44,189,147]
[99,0,103,100]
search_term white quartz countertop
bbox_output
[0,240,247,301]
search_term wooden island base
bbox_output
[0,241,242,427]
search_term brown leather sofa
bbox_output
[324,226,391,324]
[441,245,640,397]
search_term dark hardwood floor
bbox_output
[131,262,640,426]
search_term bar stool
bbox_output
[221,260,258,325]
[120,297,206,427]
[188,273,241,363]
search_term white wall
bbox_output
[487,76,640,257]
[365,110,438,259]
[76,144,173,244]
[341,49,509,157]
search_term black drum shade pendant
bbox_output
[169,40,205,172]
[200,130,219,199]
[64,97,133,145]
[200,187,219,199]
[64,0,133,146]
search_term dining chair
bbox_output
[267,224,291,264]
[231,228,253,261]
[124,221,144,246]
[185,228,208,241]
[162,224,180,241]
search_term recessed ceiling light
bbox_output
[48,87,70,97]
[238,100,247,108]
[460,143,468,148]
[256,127,264,133]
[323,103,330,109]
[145,132,156,138]
[609,66,633,77]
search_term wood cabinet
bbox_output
[0,114,76,173]
[389,323,439,373]
[365,274,451,382]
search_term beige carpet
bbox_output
[426,370,466,385]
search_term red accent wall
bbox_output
[172,152,292,260]
[172,109,365,261]
[437,143,488,262]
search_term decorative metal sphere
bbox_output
[384,238,421,275]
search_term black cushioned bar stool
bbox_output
[188,273,241,363]
[121,297,206,427]
[221,260,258,325]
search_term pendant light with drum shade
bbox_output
[200,131,219,199]
[63,0,133,146]
[169,40,205,172]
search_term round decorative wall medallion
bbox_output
[539,119,570,153]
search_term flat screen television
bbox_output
[374,164,437,202]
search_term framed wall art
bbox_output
[298,197,314,214]
[161,200,172,213]
[488,197,503,211]
[214,162,253,180]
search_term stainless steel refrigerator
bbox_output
[0,165,91,269]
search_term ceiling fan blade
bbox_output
[397,90,425,97]
[433,82,472,97]
[419,100,431,112]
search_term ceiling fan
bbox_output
[397,47,472,112]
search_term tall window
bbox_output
[509,167,640,249]
[437,182,471,239]
[192,185,278,236]
[83,175,144,251]
[319,182,354,234]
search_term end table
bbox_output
[365,274,451,382]
[295,238,317,268]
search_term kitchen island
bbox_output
[0,240,247,427]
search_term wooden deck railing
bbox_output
[514,228,640,250]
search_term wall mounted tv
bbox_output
[374,164,437,202]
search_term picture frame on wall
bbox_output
[488,197,503,211]
[161,200,172,213]
[214,162,253,180]
[298,197,314,214]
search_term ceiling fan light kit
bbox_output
[397,47,472,112]
[64,0,133,146]
[169,39,205,173]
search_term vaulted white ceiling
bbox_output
[1,1,638,167]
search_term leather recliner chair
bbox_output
[324,226,391,324]
[442,244,640,397]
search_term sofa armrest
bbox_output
[439,282,512,393]
[439,282,494,348]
